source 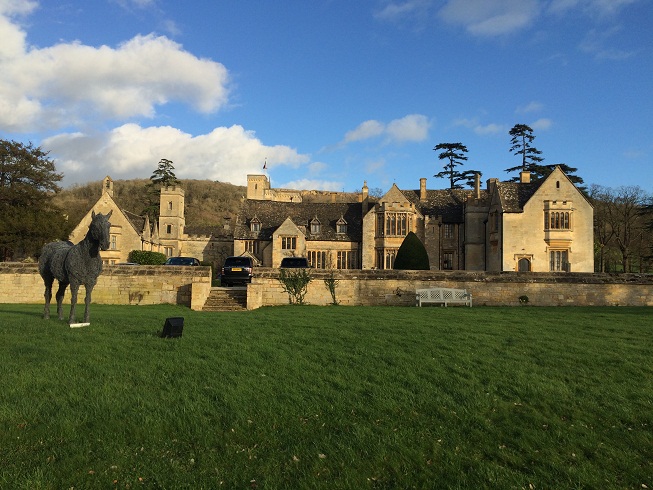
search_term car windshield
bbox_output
[166,257,196,265]
[225,257,251,266]
[281,258,308,267]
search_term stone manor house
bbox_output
[71,167,594,273]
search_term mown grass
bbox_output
[1,304,651,489]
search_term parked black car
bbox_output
[220,256,254,286]
[164,256,200,266]
[280,257,309,268]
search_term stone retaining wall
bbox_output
[0,263,211,311]
[247,269,653,309]
[1,264,651,310]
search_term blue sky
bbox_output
[1,0,651,194]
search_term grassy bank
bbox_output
[1,304,651,489]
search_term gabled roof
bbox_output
[234,200,363,241]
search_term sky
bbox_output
[1,0,651,194]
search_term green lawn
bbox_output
[1,304,652,489]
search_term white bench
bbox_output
[416,288,472,307]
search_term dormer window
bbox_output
[336,216,347,234]
[250,217,261,233]
[310,217,321,234]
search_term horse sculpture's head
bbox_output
[90,210,113,250]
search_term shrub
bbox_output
[128,250,167,265]
[393,231,430,270]
[278,268,312,305]
[324,270,340,305]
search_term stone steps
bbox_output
[203,287,247,311]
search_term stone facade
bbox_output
[69,168,593,273]
[239,168,594,272]
[68,177,160,265]
[69,176,234,270]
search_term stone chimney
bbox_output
[420,178,427,201]
[520,170,531,183]
[487,178,498,195]
[474,173,481,199]
[361,181,369,215]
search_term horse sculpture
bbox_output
[39,210,113,324]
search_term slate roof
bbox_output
[122,209,147,234]
[234,200,363,242]
[401,189,490,222]
[184,225,234,239]
[495,181,541,212]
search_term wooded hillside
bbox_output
[52,179,247,230]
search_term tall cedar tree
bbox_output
[0,140,68,260]
[505,124,544,178]
[433,143,481,189]
[505,124,585,189]
[393,231,430,270]
[143,158,180,221]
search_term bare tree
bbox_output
[589,185,615,272]
[603,186,649,272]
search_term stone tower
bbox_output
[159,185,185,256]
[247,174,271,200]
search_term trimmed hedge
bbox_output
[127,250,167,265]
[393,231,430,270]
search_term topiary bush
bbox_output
[393,231,430,270]
[128,250,167,265]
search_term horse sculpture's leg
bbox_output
[43,276,54,320]
[83,284,93,323]
[68,283,80,324]
[56,281,68,321]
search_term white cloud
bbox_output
[341,114,430,146]
[308,161,328,174]
[516,101,544,114]
[278,179,344,191]
[374,0,434,22]
[385,114,431,142]
[0,0,37,16]
[530,118,552,131]
[438,0,540,36]
[44,124,310,186]
[344,120,385,143]
[548,0,640,17]
[453,118,505,135]
[579,26,636,60]
[365,158,386,173]
[0,5,230,132]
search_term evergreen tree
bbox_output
[433,143,481,189]
[143,158,180,221]
[0,139,68,260]
[505,124,545,180]
[393,231,430,270]
[150,158,180,187]
[505,125,586,188]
